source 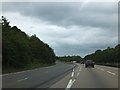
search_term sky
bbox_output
[2,1,118,57]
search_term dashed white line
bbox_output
[73,79,76,83]
[17,78,28,82]
[66,66,81,89]
[66,79,73,89]
[107,71,116,75]
[71,72,74,77]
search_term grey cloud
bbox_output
[2,2,117,29]
[2,2,118,57]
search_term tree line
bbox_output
[1,16,119,71]
[84,45,120,67]
[56,56,83,63]
[1,16,55,70]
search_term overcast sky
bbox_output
[2,2,118,57]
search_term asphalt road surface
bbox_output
[2,62,119,89]
[2,61,74,88]
[51,63,119,89]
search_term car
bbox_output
[85,60,94,68]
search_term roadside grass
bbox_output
[3,63,56,74]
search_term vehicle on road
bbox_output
[85,60,94,68]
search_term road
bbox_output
[2,61,74,88]
[50,63,119,89]
[2,62,119,89]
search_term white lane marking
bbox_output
[17,78,28,82]
[73,69,74,72]
[66,79,76,89]
[100,68,105,71]
[73,79,76,83]
[71,72,74,77]
[107,71,116,75]
[77,73,79,77]
[66,79,73,88]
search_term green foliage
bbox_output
[57,56,82,63]
[84,45,119,64]
[2,16,55,70]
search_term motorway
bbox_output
[51,63,118,89]
[2,62,119,89]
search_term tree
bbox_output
[1,16,10,27]
[2,16,56,71]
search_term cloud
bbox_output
[2,2,117,29]
[2,2,118,57]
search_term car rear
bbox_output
[85,60,94,68]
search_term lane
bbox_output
[95,65,118,76]
[2,61,74,88]
[72,64,118,88]
[50,63,118,88]
[3,62,119,88]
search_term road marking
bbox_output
[77,73,79,77]
[17,78,28,82]
[71,72,74,77]
[66,78,76,89]
[66,79,73,89]
[73,79,76,83]
[73,69,74,72]
[107,71,116,75]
